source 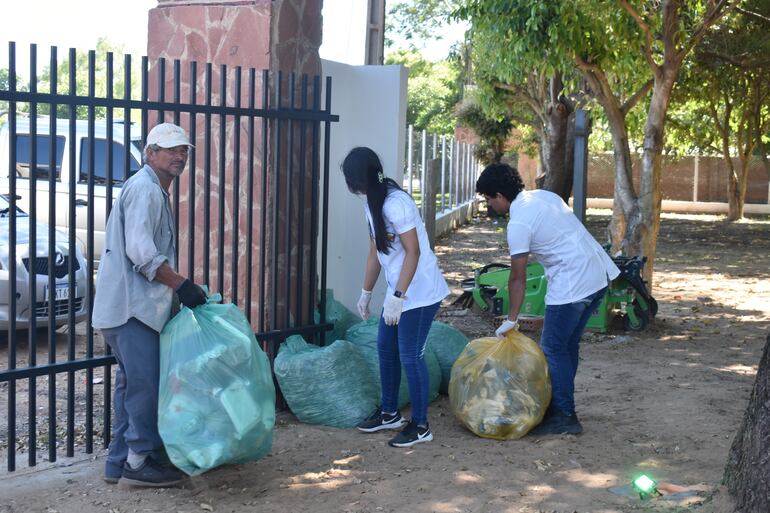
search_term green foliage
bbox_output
[665,97,722,156]
[453,0,654,176]
[589,104,650,155]
[386,0,459,49]
[1,38,140,127]
[0,68,30,127]
[386,48,462,135]
[0,68,9,126]
[454,96,513,164]
[455,0,644,83]
[384,2,470,135]
[456,1,741,164]
[37,37,137,120]
[668,1,770,158]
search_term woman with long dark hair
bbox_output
[342,146,449,448]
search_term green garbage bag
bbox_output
[314,289,360,344]
[158,295,276,476]
[274,335,378,428]
[345,318,441,409]
[426,321,469,394]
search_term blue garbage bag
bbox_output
[345,318,441,408]
[274,335,378,428]
[158,295,275,476]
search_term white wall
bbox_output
[319,0,368,65]
[580,198,770,215]
[321,60,408,316]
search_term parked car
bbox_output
[0,117,143,261]
[0,194,88,329]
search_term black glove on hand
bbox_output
[176,279,207,309]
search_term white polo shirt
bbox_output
[507,189,620,305]
[364,189,449,312]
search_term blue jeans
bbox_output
[377,301,440,426]
[102,317,164,471]
[540,287,607,416]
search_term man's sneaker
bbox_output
[388,421,433,448]
[121,456,186,487]
[529,411,583,436]
[154,446,173,467]
[357,410,407,432]
[104,460,124,484]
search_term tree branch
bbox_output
[736,5,770,25]
[528,71,548,109]
[706,143,722,155]
[751,76,770,179]
[574,54,622,114]
[706,83,727,143]
[493,82,519,94]
[698,50,770,68]
[618,0,660,78]
[661,0,681,69]
[678,0,734,65]
[562,94,576,112]
[621,79,654,116]
[494,81,546,127]
[549,72,563,104]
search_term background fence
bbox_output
[402,125,480,229]
[516,152,770,207]
[0,42,336,472]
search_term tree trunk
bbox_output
[636,78,675,286]
[608,190,626,254]
[724,332,770,513]
[726,101,755,220]
[727,159,750,221]
[535,143,546,189]
[602,104,640,256]
[541,105,574,201]
[540,75,574,202]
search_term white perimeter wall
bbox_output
[321,60,408,317]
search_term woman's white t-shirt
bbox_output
[364,188,449,312]
[507,189,620,305]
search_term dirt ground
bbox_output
[1,209,769,513]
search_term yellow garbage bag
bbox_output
[449,330,551,440]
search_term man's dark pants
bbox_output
[540,286,607,416]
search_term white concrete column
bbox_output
[693,155,699,202]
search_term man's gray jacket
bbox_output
[92,165,176,333]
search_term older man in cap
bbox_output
[93,122,207,487]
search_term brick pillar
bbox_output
[146,0,322,332]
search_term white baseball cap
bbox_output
[146,123,194,148]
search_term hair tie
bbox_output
[377,172,384,183]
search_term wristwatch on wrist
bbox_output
[393,290,403,298]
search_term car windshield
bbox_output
[0,195,29,217]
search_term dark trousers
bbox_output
[102,317,163,470]
[540,287,607,416]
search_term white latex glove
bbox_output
[495,319,520,338]
[357,289,372,320]
[382,295,405,326]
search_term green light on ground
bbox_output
[634,475,656,492]
[632,474,660,500]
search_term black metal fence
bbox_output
[0,43,337,472]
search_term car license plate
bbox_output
[45,284,71,301]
